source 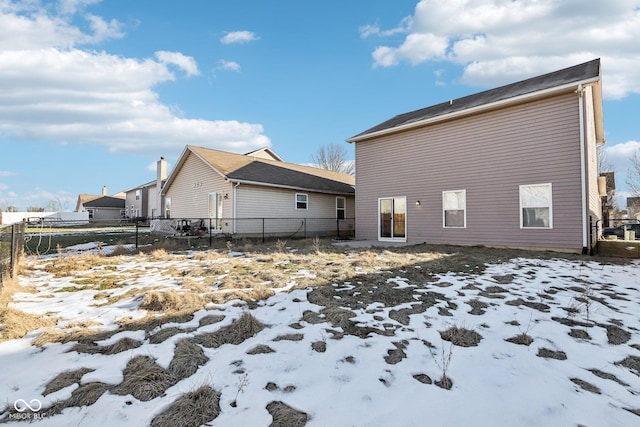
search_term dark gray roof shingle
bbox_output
[227,161,355,194]
[350,59,600,139]
[84,196,125,209]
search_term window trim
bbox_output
[208,192,223,230]
[164,197,171,219]
[519,183,553,229]
[378,196,407,242]
[442,189,466,228]
[295,193,308,210]
[336,196,346,219]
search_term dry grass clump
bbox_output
[0,275,57,342]
[68,337,142,355]
[180,277,211,293]
[112,355,178,401]
[167,338,209,379]
[140,289,205,313]
[63,382,109,407]
[118,312,195,333]
[439,325,483,347]
[148,326,189,344]
[208,286,276,305]
[193,312,265,348]
[0,306,57,342]
[247,344,276,355]
[43,367,95,396]
[43,253,113,277]
[266,400,308,427]
[150,385,221,427]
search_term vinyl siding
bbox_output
[165,152,233,224]
[355,92,587,250]
[235,185,355,235]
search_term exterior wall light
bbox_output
[416,201,421,206]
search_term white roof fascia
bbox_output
[347,77,600,143]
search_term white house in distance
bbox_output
[124,157,168,220]
[159,145,355,238]
[347,59,605,254]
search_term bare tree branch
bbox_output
[626,149,640,196]
[311,144,354,176]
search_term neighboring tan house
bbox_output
[124,157,168,219]
[159,145,355,237]
[347,59,605,253]
[75,187,126,221]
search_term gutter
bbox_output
[226,178,355,196]
[577,84,589,253]
[232,181,240,234]
[347,77,600,143]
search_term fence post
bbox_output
[336,218,340,238]
[135,219,139,249]
[262,218,265,243]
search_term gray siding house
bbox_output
[160,145,355,237]
[124,157,168,219]
[347,59,605,253]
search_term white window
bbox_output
[443,190,466,228]
[87,209,95,219]
[336,197,346,219]
[520,183,552,228]
[378,196,406,241]
[208,192,223,230]
[296,193,308,210]
[135,189,141,200]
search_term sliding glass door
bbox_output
[379,196,406,241]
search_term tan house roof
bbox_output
[163,145,355,196]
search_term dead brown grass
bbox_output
[43,367,95,396]
[266,400,308,427]
[0,275,57,342]
[111,355,178,401]
[150,385,221,427]
[193,312,265,348]
[140,289,206,312]
[167,338,209,379]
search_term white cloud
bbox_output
[603,140,640,194]
[605,140,640,158]
[218,59,240,72]
[369,0,640,99]
[0,171,15,177]
[0,3,270,157]
[220,30,259,45]
[155,51,200,77]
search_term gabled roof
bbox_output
[244,147,284,162]
[162,145,355,195]
[83,196,125,209]
[348,59,602,142]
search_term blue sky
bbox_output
[1,0,639,211]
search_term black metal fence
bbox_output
[152,217,355,243]
[0,222,25,284]
[17,216,355,256]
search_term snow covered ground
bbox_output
[1,246,639,426]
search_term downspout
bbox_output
[577,84,588,253]
[232,182,240,234]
